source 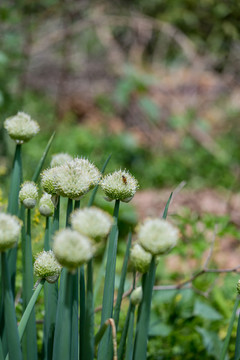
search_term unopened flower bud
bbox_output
[0,213,22,251]
[130,243,152,273]
[50,153,73,168]
[19,181,38,209]
[34,250,62,283]
[41,167,60,195]
[71,207,112,242]
[130,287,143,305]
[100,170,138,202]
[53,229,93,271]
[39,193,54,217]
[4,112,40,144]
[55,158,101,200]
[138,218,178,256]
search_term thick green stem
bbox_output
[79,266,85,360]
[133,257,156,360]
[83,260,94,360]
[125,305,136,360]
[118,302,132,360]
[52,197,60,235]
[22,209,38,360]
[44,217,51,251]
[234,311,240,360]
[97,199,120,360]
[220,295,240,360]
[1,252,22,360]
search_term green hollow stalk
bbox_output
[1,252,22,360]
[79,266,85,360]
[220,295,240,360]
[234,308,240,360]
[125,304,136,360]
[97,199,120,360]
[42,216,57,360]
[22,208,38,360]
[7,143,22,295]
[114,232,132,331]
[118,301,132,360]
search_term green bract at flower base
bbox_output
[34,250,62,283]
[71,206,113,242]
[100,170,139,202]
[130,243,152,273]
[50,153,73,168]
[53,229,94,271]
[130,286,143,306]
[138,218,178,256]
[0,213,22,252]
[39,193,55,217]
[4,111,40,144]
[19,181,38,209]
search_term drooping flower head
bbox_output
[4,112,40,144]
[34,250,62,283]
[100,170,139,202]
[130,286,143,306]
[55,158,101,200]
[41,167,60,196]
[39,193,54,217]
[138,218,178,256]
[0,213,22,252]
[71,207,112,242]
[19,181,38,209]
[130,243,152,273]
[53,229,94,271]
[50,153,73,168]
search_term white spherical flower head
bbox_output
[138,218,178,256]
[34,250,62,283]
[130,243,152,273]
[50,153,73,168]
[56,158,101,200]
[100,170,138,202]
[39,193,54,217]
[130,287,143,306]
[41,167,60,195]
[71,207,113,242]
[0,213,22,252]
[4,112,40,144]
[53,229,93,271]
[19,181,38,209]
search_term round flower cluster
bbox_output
[71,207,112,242]
[34,250,62,283]
[4,112,40,144]
[138,218,178,255]
[41,158,101,200]
[19,181,38,209]
[130,287,143,306]
[53,229,93,271]
[39,193,54,217]
[50,153,73,168]
[101,170,139,202]
[0,213,22,252]
[130,243,152,273]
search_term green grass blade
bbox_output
[18,280,45,341]
[0,337,3,360]
[220,295,240,360]
[88,154,111,207]
[7,143,22,215]
[32,131,56,183]
[79,266,85,360]
[83,260,94,360]
[162,192,173,220]
[1,252,22,360]
[118,302,132,360]
[22,209,38,360]
[125,305,135,360]
[234,311,240,360]
[97,199,120,360]
[114,232,132,330]
[93,241,108,303]
[133,257,156,360]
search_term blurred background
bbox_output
[1,1,240,358]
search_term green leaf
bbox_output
[193,300,222,321]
